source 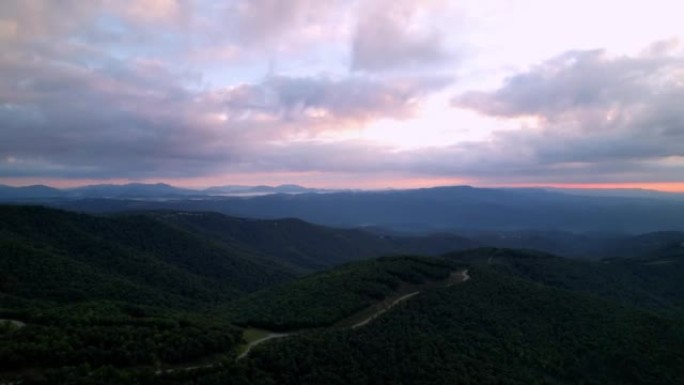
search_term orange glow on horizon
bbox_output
[493,182,684,193]
[2,176,684,193]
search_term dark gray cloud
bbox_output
[232,138,681,185]
[0,40,232,179]
[450,46,684,183]
[0,0,456,181]
[215,75,452,122]
[0,36,449,180]
[457,49,670,119]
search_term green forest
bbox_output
[2,205,684,384]
[227,268,684,385]
[227,256,459,330]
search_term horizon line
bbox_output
[2,181,684,194]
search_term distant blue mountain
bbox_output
[4,182,684,234]
[41,184,684,234]
[0,182,333,201]
[68,183,197,198]
[0,184,66,199]
[203,184,329,195]
[545,187,684,201]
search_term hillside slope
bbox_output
[226,256,459,330]
[446,247,684,312]
[151,211,477,271]
[4,208,684,385]
[166,267,684,385]
[0,206,295,307]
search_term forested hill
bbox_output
[149,211,477,271]
[228,267,684,385]
[3,206,684,384]
[226,256,460,330]
[0,205,300,381]
[0,205,475,307]
[445,247,684,312]
[178,249,684,385]
[0,205,295,307]
[147,250,684,385]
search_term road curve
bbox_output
[237,333,290,360]
[174,268,472,364]
[352,291,421,329]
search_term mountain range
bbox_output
[0,183,329,200]
[21,184,683,234]
[4,182,684,234]
[2,205,683,384]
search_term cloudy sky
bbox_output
[2,0,684,190]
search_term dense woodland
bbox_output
[150,211,477,271]
[227,256,458,330]
[1,302,241,372]
[230,268,684,385]
[446,247,684,313]
[0,206,296,307]
[2,205,684,384]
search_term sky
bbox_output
[1,0,684,190]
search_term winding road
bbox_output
[0,319,26,330]
[161,268,472,368]
[239,269,472,357]
[237,333,290,360]
[352,291,420,329]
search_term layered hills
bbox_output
[45,186,684,234]
[4,184,684,234]
[2,205,684,384]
